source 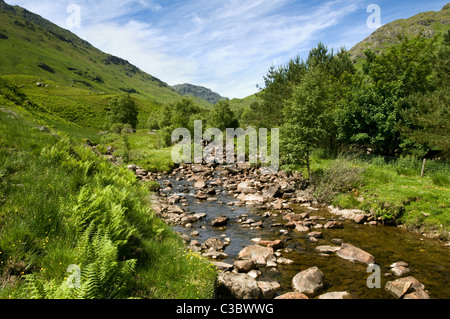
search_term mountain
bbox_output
[349,3,450,61]
[172,83,227,105]
[0,0,186,128]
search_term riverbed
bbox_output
[157,167,450,299]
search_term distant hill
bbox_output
[0,0,189,126]
[172,83,227,105]
[349,3,450,61]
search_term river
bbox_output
[157,166,450,299]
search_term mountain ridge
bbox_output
[172,83,227,105]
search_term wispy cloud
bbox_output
[6,0,443,98]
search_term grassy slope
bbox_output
[0,106,217,299]
[0,2,190,130]
[349,3,450,62]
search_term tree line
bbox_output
[242,31,449,174]
[108,31,449,175]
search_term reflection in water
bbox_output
[160,175,450,299]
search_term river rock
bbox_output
[211,215,230,227]
[258,281,281,299]
[390,265,411,277]
[275,292,309,299]
[315,245,341,254]
[238,244,275,266]
[218,272,261,299]
[212,261,234,271]
[385,276,429,299]
[308,231,323,238]
[277,257,295,265]
[194,178,206,189]
[327,206,369,224]
[237,181,256,194]
[336,243,375,265]
[324,220,344,229]
[317,291,352,299]
[234,259,255,273]
[194,191,208,200]
[262,185,281,199]
[292,266,325,297]
[258,239,284,250]
[295,223,310,232]
[237,193,265,205]
[202,237,225,251]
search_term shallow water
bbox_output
[160,174,450,299]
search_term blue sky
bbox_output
[5,0,447,98]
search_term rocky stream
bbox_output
[128,161,450,299]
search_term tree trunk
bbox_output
[306,151,311,182]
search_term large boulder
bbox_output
[218,272,261,299]
[385,276,430,299]
[336,243,375,265]
[292,266,325,297]
[238,244,275,266]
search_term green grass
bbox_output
[283,151,450,236]
[0,109,217,299]
[97,129,175,172]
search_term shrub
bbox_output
[37,62,55,74]
[432,174,450,186]
[312,155,365,203]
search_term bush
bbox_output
[432,174,450,186]
[107,94,138,130]
[312,155,365,203]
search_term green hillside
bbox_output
[349,3,450,61]
[0,0,187,129]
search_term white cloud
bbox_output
[5,0,363,98]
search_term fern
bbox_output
[23,227,137,299]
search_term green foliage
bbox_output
[0,111,216,299]
[107,94,139,130]
[207,100,239,131]
[311,154,365,203]
[337,34,440,157]
[432,174,450,187]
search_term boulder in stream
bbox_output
[385,276,430,299]
[336,243,375,265]
[211,215,230,227]
[292,266,325,297]
[218,272,261,299]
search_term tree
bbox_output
[208,100,239,131]
[107,94,138,129]
[281,66,330,180]
[337,34,437,156]
[253,56,307,129]
[399,31,450,159]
